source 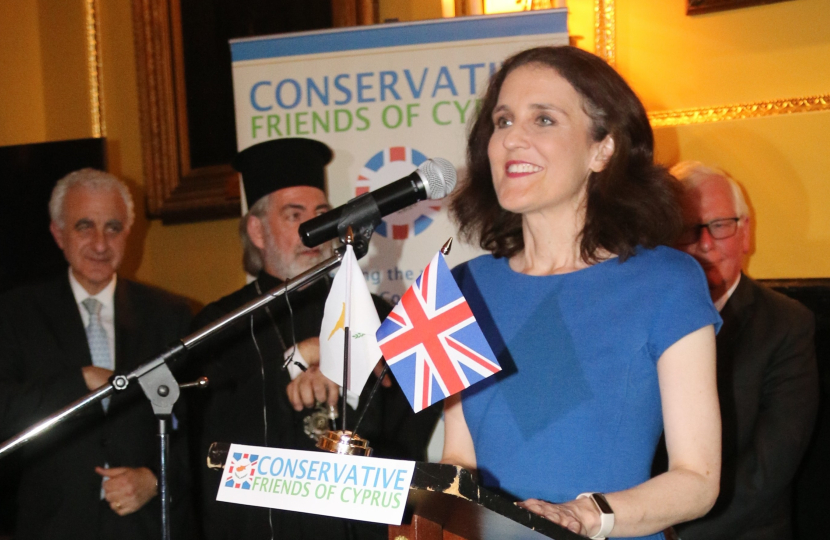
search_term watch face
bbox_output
[594,493,613,514]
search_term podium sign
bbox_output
[216,444,415,525]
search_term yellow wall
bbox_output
[0,0,47,145]
[654,112,830,279]
[564,0,595,50]
[1,0,826,309]
[96,0,246,306]
[39,0,92,141]
[0,0,91,144]
[612,0,830,278]
[134,219,244,307]
[615,0,830,111]
[379,0,443,22]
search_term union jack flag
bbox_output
[376,251,501,412]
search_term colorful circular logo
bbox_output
[224,452,258,490]
[356,146,443,240]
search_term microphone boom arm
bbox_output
[0,249,346,459]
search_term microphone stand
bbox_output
[0,190,384,540]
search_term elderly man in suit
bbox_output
[0,168,193,540]
[670,161,819,540]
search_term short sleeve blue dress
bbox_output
[452,246,721,540]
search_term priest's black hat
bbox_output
[233,138,333,207]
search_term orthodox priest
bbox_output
[188,138,439,540]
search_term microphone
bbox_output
[299,157,457,248]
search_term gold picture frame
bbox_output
[131,0,374,223]
[687,0,792,16]
[592,0,830,127]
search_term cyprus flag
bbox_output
[319,244,382,396]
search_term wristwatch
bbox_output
[577,492,615,539]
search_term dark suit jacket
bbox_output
[676,275,819,540]
[0,273,193,540]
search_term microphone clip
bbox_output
[335,193,381,259]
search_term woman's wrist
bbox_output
[577,493,615,539]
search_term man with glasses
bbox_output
[669,161,818,540]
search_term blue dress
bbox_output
[453,247,721,540]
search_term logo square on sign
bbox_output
[224,452,259,490]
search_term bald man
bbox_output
[670,162,818,540]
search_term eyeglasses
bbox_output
[677,217,742,245]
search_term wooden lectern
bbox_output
[392,462,582,540]
[207,444,581,540]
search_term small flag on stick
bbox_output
[319,244,382,397]
[376,250,501,412]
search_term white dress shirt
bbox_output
[285,346,360,409]
[714,274,742,312]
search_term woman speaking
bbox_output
[443,46,721,540]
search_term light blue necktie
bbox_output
[82,297,113,412]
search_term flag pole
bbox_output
[353,237,454,431]
[341,226,354,432]
[353,361,388,435]
[316,226,373,456]
[441,237,453,256]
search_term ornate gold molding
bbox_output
[133,0,372,222]
[591,2,827,125]
[85,0,105,137]
[648,94,830,127]
[594,0,616,66]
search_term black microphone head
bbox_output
[418,158,457,200]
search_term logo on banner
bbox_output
[224,452,259,489]
[356,147,442,240]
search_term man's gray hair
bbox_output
[239,194,271,276]
[49,168,135,229]
[670,161,750,218]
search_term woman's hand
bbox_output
[518,497,600,537]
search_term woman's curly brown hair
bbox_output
[450,46,682,263]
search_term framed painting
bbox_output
[132,0,376,223]
[687,0,792,15]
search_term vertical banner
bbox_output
[231,10,568,301]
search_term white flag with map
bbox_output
[320,245,383,395]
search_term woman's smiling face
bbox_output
[487,63,609,218]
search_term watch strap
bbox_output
[577,492,615,539]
